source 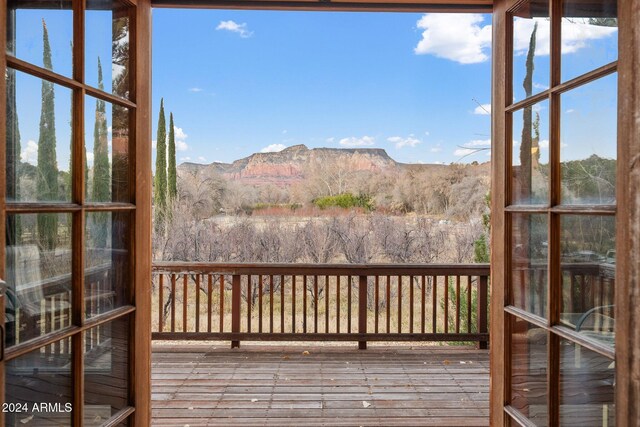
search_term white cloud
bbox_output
[387,136,421,149]
[533,82,549,90]
[197,156,207,162]
[176,140,188,151]
[86,151,94,166]
[414,14,492,64]
[260,144,287,153]
[539,139,549,148]
[188,87,203,93]
[339,136,375,147]
[216,20,253,38]
[180,156,191,162]
[474,104,491,115]
[430,145,442,153]
[513,17,617,57]
[566,108,575,114]
[415,14,616,64]
[424,131,430,136]
[326,137,335,144]
[152,140,157,149]
[21,140,38,165]
[174,126,189,151]
[174,126,188,141]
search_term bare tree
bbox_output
[178,168,227,219]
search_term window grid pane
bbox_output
[5,213,72,347]
[4,0,135,423]
[5,69,73,203]
[510,314,549,425]
[560,215,615,349]
[85,211,131,319]
[85,0,131,99]
[559,339,615,425]
[511,213,548,318]
[561,0,617,83]
[560,74,617,206]
[84,316,130,425]
[511,0,551,104]
[506,0,617,425]
[7,0,74,77]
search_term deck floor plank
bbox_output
[152,344,489,426]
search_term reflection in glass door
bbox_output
[497,0,618,425]
[2,0,141,425]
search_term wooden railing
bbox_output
[513,262,616,321]
[151,262,490,349]
[6,263,116,358]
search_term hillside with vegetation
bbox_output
[151,144,492,265]
[175,145,491,220]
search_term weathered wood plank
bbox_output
[152,345,489,425]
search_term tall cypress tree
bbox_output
[93,57,111,202]
[37,19,59,251]
[93,58,111,246]
[7,69,20,201]
[6,66,22,244]
[519,22,537,201]
[167,113,177,203]
[154,99,167,225]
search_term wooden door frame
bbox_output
[150,0,491,12]
[489,1,507,425]
[615,0,640,421]
[490,0,640,425]
[1,0,638,425]
[0,0,152,425]
[133,1,152,425]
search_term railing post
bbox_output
[358,275,367,350]
[158,274,163,333]
[478,274,488,349]
[231,274,241,348]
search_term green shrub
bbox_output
[313,193,373,210]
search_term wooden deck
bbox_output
[152,344,490,426]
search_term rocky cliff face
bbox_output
[179,144,400,186]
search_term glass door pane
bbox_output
[5,344,73,426]
[561,0,617,82]
[510,314,548,425]
[502,0,617,424]
[559,339,615,425]
[3,0,138,423]
[512,0,550,103]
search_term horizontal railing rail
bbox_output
[512,262,616,319]
[5,263,116,360]
[152,262,491,349]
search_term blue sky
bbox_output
[11,8,618,168]
[152,10,494,165]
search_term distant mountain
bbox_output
[178,144,425,186]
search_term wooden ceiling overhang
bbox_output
[150,0,493,13]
